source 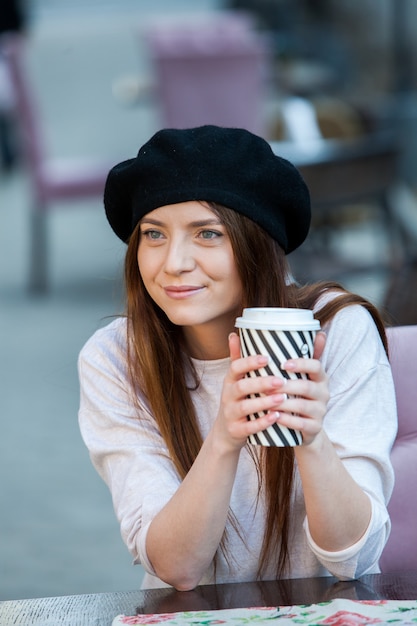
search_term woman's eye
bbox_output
[199,229,221,240]
[142,229,163,240]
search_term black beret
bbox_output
[104,125,311,254]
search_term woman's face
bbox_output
[137,201,243,356]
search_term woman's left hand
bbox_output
[274,331,329,446]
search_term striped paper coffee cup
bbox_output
[235,308,320,446]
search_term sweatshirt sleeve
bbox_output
[307,301,397,579]
[77,319,181,572]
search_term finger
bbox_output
[243,411,282,437]
[229,353,269,379]
[278,395,325,419]
[234,374,287,398]
[273,411,320,445]
[228,332,241,362]
[237,391,288,419]
[313,330,327,360]
[282,357,325,382]
[276,377,327,402]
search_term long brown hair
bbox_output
[124,203,388,579]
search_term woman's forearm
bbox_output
[295,430,372,552]
[146,427,241,591]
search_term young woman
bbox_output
[78,125,396,591]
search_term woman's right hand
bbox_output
[214,332,287,452]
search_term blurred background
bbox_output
[1,0,416,601]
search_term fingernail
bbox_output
[257,355,269,365]
[272,394,286,403]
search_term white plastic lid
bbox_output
[235,307,320,330]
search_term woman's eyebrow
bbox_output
[189,219,222,227]
[140,218,222,227]
[139,218,164,226]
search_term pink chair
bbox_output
[2,33,111,293]
[143,13,269,136]
[379,325,417,572]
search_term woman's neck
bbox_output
[182,323,232,360]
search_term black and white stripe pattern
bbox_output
[239,328,316,446]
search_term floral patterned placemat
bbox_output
[112,599,417,625]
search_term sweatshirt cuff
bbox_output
[134,519,158,576]
[303,512,372,563]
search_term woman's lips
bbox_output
[163,285,205,299]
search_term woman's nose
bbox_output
[163,239,196,275]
